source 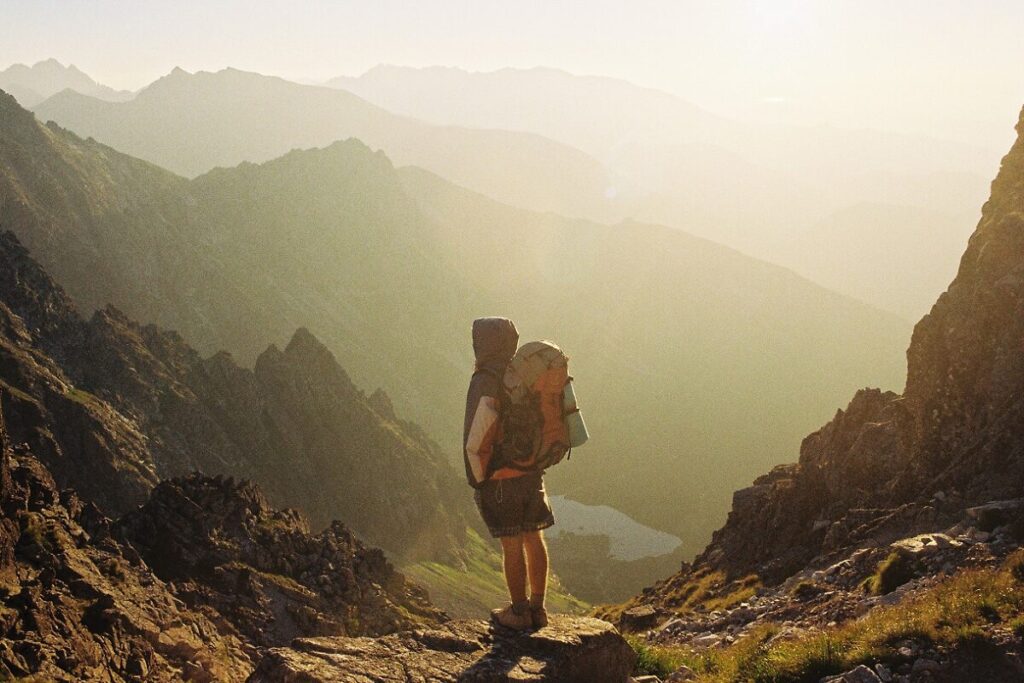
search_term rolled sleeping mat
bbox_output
[563,380,590,448]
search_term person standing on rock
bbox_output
[463,317,553,630]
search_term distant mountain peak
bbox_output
[1,58,130,107]
[285,325,325,354]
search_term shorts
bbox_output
[473,472,555,538]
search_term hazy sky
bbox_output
[3,1,1024,149]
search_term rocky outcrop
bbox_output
[0,229,472,562]
[0,400,254,681]
[114,472,444,647]
[247,616,636,683]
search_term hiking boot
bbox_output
[490,604,532,630]
[531,606,548,629]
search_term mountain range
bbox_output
[31,66,610,220]
[21,63,993,318]
[1,89,910,570]
[331,64,995,319]
[0,58,132,107]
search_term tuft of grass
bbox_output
[627,635,712,678]
[65,386,102,408]
[704,574,762,612]
[1009,615,1024,639]
[864,551,915,596]
[19,513,55,555]
[1007,552,1024,583]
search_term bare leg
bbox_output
[523,530,548,607]
[499,534,528,604]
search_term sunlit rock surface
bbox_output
[248,616,635,683]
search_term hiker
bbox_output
[463,317,554,630]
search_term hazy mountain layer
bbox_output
[786,202,980,319]
[0,58,132,108]
[32,66,610,219]
[27,61,990,319]
[333,64,993,318]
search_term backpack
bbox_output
[493,340,588,473]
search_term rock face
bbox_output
[114,472,443,646]
[0,229,470,562]
[247,616,636,683]
[0,232,158,514]
[0,403,253,681]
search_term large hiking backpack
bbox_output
[495,340,588,473]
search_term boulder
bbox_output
[620,604,663,631]
[247,616,636,683]
[966,500,1024,531]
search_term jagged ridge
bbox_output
[0,229,471,563]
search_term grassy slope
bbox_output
[403,528,588,618]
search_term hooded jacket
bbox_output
[463,317,520,487]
